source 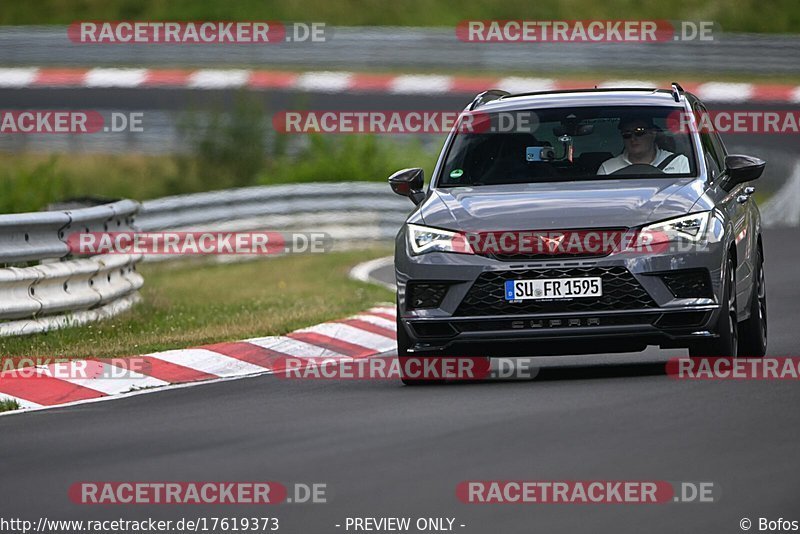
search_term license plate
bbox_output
[504,277,602,301]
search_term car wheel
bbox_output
[396,308,444,386]
[689,255,738,358]
[738,247,767,357]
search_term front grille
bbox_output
[406,282,449,310]
[655,269,714,299]
[454,267,657,316]
[455,314,654,332]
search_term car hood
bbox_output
[417,178,707,231]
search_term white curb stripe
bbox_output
[598,79,655,88]
[368,305,396,315]
[245,336,350,359]
[352,314,397,331]
[390,74,452,94]
[188,69,251,89]
[0,67,39,87]
[147,348,269,377]
[696,82,754,103]
[85,68,147,87]
[295,71,353,92]
[300,322,396,350]
[497,77,555,94]
[48,361,168,395]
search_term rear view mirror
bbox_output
[553,124,594,137]
[721,155,765,191]
[388,168,426,205]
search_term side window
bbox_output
[710,130,728,168]
[695,103,724,179]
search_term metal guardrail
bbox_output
[0,183,411,336]
[0,200,143,336]
[137,182,412,246]
[1,26,799,75]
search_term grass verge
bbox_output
[0,249,394,360]
[1,0,799,33]
[0,398,21,413]
[0,135,438,214]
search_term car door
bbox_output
[697,102,751,316]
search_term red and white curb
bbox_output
[0,305,397,415]
[1,67,799,103]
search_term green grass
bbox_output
[1,0,799,33]
[0,135,439,214]
[0,398,20,413]
[0,249,393,360]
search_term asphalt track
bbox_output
[1,227,798,533]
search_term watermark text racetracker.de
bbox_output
[69,21,328,43]
[457,481,719,504]
[277,356,540,381]
[273,110,540,135]
[68,231,331,256]
[0,111,144,134]
[668,358,800,380]
[0,357,151,380]
[668,110,800,135]
[456,19,716,42]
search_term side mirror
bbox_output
[388,168,426,205]
[721,155,765,191]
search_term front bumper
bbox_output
[395,229,727,355]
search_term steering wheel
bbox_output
[609,163,666,176]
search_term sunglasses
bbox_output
[621,127,650,139]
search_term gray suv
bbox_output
[390,84,767,384]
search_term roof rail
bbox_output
[671,82,685,102]
[501,87,659,99]
[469,89,510,110]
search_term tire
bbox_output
[689,255,738,358]
[396,310,444,386]
[738,246,767,357]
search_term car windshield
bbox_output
[438,105,698,186]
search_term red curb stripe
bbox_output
[750,84,797,102]
[248,70,299,89]
[349,73,397,92]
[143,69,193,86]
[338,318,396,339]
[200,341,296,371]
[366,310,396,322]
[33,68,89,86]
[451,76,507,93]
[287,331,377,358]
[0,371,105,406]
[131,355,218,383]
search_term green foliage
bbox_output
[0,398,20,412]
[177,94,268,191]
[260,134,437,185]
[0,156,73,213]
[1,0,798,33]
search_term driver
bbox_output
[597,117,690,175]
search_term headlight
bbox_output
[639,211,711,245]
[407,224,474,255]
